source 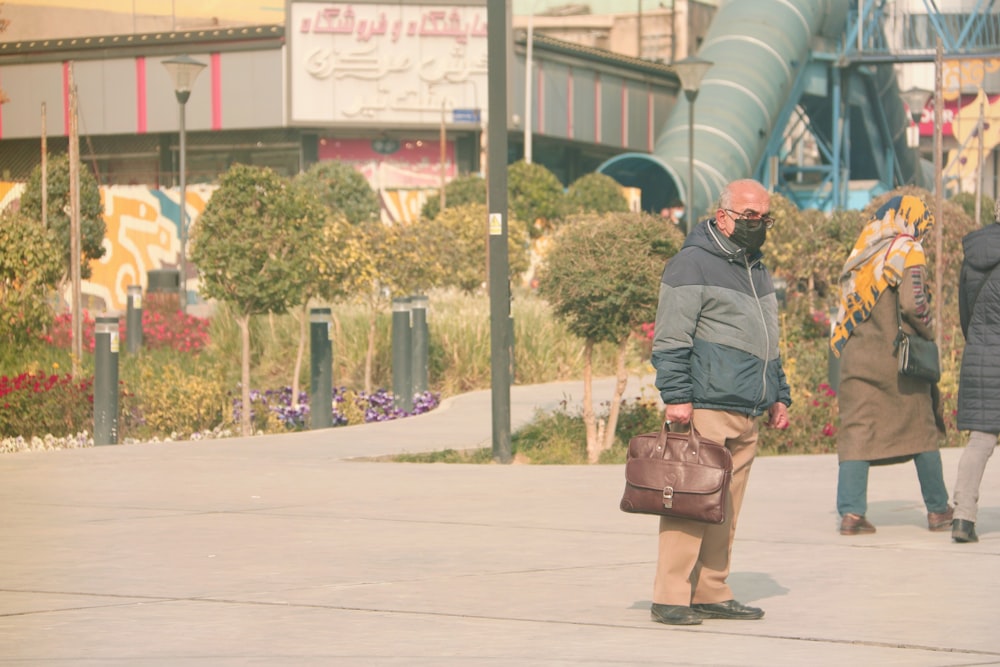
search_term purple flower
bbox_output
[229,386,440,432]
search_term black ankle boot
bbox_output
[952,518,978,543]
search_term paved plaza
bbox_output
[2,374,998,665]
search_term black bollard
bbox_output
[309,307,333,429]
[410,294,428,395]
[391,297,413,412]
[125,284,143,354]
[94,316,120,445]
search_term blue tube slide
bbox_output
[598,0,849,220]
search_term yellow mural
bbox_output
[0,182,24,212]
[941,59,1000,187]
[942,58,1000,102]
[946,87,1000,184]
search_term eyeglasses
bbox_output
[723,208,775,230]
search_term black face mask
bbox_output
[730,218,767,253]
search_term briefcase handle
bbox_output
[659,421,704,462]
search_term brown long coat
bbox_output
[836,267,943,462]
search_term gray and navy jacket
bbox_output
[652,218,791,417]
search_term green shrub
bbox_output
[949,191,995,227]
[126,360,229,438]
[420,174,487,221]
[0,212,62,346]
[392,448,494,463]
[0,371,95,438]
[428,203,531,292]
[513,410,588,464]
[564,172,630,215]
[508,160,565,237]
[296,161,381,225]
[513,398,662,465]
[338,389,367,425]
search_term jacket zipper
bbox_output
[744,256,769,410]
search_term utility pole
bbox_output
[440,100,447,211]
[41,102,47,229]
[487,0,511,463]
[933,38,943,350]
[524,5,533,163]
[68,62,82,374]
[636,0,642,58]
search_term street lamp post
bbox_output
[900,86,932,153]
[673,56,713,235]
[162,55,206,313]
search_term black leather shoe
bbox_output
[650,603,703,625]
[952,518,979,543]
[692,599,764,620]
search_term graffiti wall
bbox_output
[91,185,214,312]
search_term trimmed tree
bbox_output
[0,212,63,345]
[538,211,684,462]
[296,161,381,225]
[424,203,530,293]
[191,164,325,436]
[508,160,565,237]
[420,173,487,221]
[565,172,630,215]
[19,154,106,282]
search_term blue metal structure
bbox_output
[600,0,844,218]
[772,0,1000,211]
[599,0,1000,215]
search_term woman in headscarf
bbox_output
[829,195,951,536]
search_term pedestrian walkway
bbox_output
[1,374,998,665]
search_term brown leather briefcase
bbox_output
[619,423,733,524]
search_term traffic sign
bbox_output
[452,108,481,123]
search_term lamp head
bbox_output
[673,56,714,100]
[162,55,207,103]
[900,87,932,125]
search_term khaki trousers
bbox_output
[652,409,759,606]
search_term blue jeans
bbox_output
[837,451,950,516]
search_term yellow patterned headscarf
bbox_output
[830,195,934,356]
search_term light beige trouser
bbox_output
[652,408,759,606]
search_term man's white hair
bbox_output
[718,179,767,210]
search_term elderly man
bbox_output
[649,178,791,626]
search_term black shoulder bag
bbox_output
[894,288,941,383]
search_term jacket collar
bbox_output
[688,218,761,265]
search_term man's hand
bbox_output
[665,403,693,425]
[767,402,789,429]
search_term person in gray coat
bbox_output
[952,208,1000,543]
[650,178,790,626]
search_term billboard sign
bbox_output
[289,2,488,127]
